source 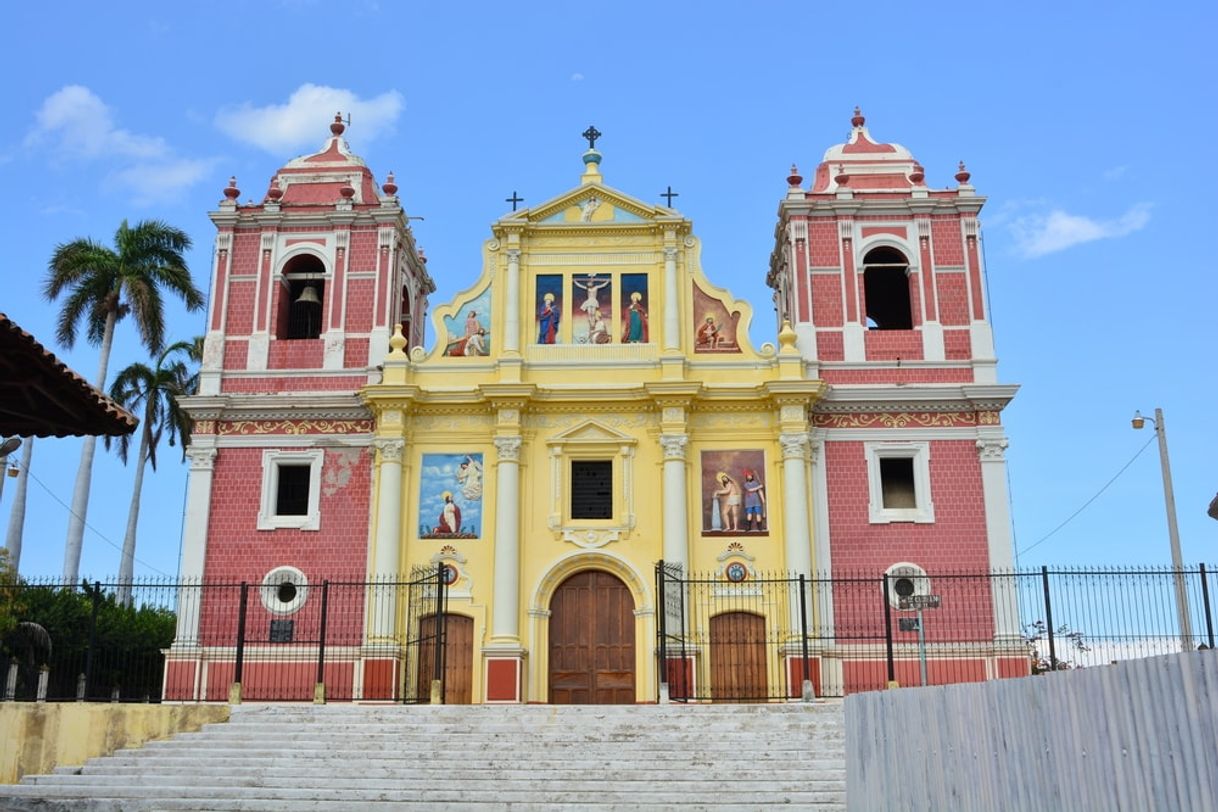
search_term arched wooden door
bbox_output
[710,611,767,702]
[417,614,473,704]
[549,570,636,704]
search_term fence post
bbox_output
[799,574,813,701]
[656,561,669,703]
[80,581,101,701]
[314,580,330,704]
[1040,566,1057,671]
[430,562,446,705]
[883,574,897,688]
[231,582,248,704]
[1199,563,1215,649]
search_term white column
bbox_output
[491,435,522,640]
[172,445,217,648]
[807,432,835,634]
[663,247,680,351]
[977,434,1020,640]
[370,439,404,639]
[659,434,689,572]
[780,433,813,577]
[504,249,521,354]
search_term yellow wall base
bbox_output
[0,703,231,784]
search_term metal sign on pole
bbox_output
[898,594,941,686]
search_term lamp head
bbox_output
[1131,411,1146,430]
[0,437,21,457]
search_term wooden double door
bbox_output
[548,570,636,704]
[709,611,768,702]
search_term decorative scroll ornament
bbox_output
[976,438,1009,461]
[374,438,405,463]
[659,434,688,461]
[494,435,523,462]
[779,432,810,460]
[218,419,374,436]
[812,411,976,429]
[561,528,622,549]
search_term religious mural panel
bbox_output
[571,273,613,344]
[536,274,563,344]
[620,273,649,344]
[692,284,741,353]
[442,286,491,356]
[700,450,768,536]
[419,453,484,539]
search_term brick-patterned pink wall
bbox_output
[222,340,248,369]
[816,331,844,361]
[864,329,924,361]
[811,275,844,326]
[944,330,972,360]
[931,219,964,265]
[224,280,256,336]
[808,222,840,266]
[820,367,974,384]
[345,279,376,332]
[199,445,373,641]
[936,274,971,326]
[221,375,367,394]
[344,339,370,368]
[268,338,324,369]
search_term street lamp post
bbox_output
[1131,408,1193,650]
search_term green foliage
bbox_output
[0,548,24,641]
[10,583,176,700]
[1023,620,1091,673]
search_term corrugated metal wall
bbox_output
[845,652,1218,811]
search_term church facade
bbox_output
[167,112,1022,703]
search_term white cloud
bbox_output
[109,158,219,205]
[215,84,404,153]
[26,85,168,160]
[570,72,585,82]
[1009,203,1152,258]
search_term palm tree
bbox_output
[107,342,196,603]
[44,219,203,584]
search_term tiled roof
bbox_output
[0,313,138,438]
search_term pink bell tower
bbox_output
[770,110,1022,674]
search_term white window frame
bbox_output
[884,561,931,609]
[257,449,324,531]
[865,441,935,524]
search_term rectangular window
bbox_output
[275,464,312,516]
[879,457,917,509]
[865,442,935,524]
[570,460,612,519]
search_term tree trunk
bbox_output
[4,438,34,571]
[116,418,151,606]
[62,308,118,584]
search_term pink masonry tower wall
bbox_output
[167,116,435,701]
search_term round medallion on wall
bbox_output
[442,564,460,585]
[260,566,309,615]
[725,561,748,583]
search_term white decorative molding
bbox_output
[257,449,325,531]
[335,230,350,249]
[659,434,688,461]
[779,432,810,461]
[260,233,275,252]
[663,247,678,261]
[864,441,936,525]
[260,566,309,615]
[838,220,854,240]
[561,528,623,549]
[186,447,217,470]
[505,249,521,263]
[374,439,405,464]
[976,437,1009,461]
[494,435,523,462]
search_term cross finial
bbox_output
[505,190,524,211]
[582,125,602,149]
[661,185,679,207]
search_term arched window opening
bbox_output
[862,247,913,330]
[398,284,413,347]
[279,254,326,340]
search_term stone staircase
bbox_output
[0,702,846,811]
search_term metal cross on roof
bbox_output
[582,125,602,149]
[661,186,679,207]
[506,191,524,211]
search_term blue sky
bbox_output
[2,2,1215,579]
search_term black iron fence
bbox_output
[3,563,1215,704]
[1,565,448,704]
[656,562,1218,701]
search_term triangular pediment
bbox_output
[503,183,668,227]
[547,419,638,446]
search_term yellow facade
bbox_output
[362,148,823,702]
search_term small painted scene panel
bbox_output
[700,449,769,535]
[620,273,649,344]
[419,453,484,539]
[443,286,491,357]
[571,273,613,345]
[693,284,742,353]
[536,274,563,344]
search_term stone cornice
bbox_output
[816,383,1018,415]
[179,392,369,423]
